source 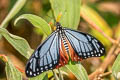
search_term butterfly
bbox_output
[25,22,105,77]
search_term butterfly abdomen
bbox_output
[61,35,69,53]
[61,33,82,62]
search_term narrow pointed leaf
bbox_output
[81,5,112,46]
[112,54,120,79]
[0,28,33,59]
[0,0,27,28]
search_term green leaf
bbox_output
[66,64,89,80]
[0,0,27,28]
[81,5,112,47]
[112,54,120,79]
[0,28,33,59]
[115,23,120,38]
[14,14,51,35]
[50,0,81,29]
[29,72,48,80]
[5,57,22,80]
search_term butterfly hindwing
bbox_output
[25,32,60,77]
[64,29,105,59]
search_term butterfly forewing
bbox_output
[64,29,105,59]
[25,32,60,77]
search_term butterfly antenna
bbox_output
[56,12,62,22]
[57,10,67,22]
[49,11,65,31]
[49,12,62,31]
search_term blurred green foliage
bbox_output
[0,0,120,80]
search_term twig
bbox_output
[99,71,112,78]
[88,37,120,80]
[80,12,117,44]
[52,70,60,80]
[58,69,64,80]
[96,71,112,80]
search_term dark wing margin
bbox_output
[25,32,59,77]
[64,28,105,59]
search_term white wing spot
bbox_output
[87,53,90,55]
[41,67,43,70]
[37,72,40,75]
[26,70,29,73]
[98,54,101,56]
[45,66,48,69]
[37,68,39,71]
[49,64,52,67]
[100,50,103,53]
[30,71,32,75]
[34,74,36,76]
[84,53,86,56]
[91,52,93,54]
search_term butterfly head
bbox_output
[56,22,62,30]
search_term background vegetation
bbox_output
[0,0,120,80]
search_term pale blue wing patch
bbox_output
[65,28,105,59]
[25,32,60,77]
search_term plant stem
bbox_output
[52,70,60,80]
[89,37,120,80]
[58,69,64,80]
[0,0,27,28]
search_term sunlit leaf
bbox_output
[50,0,81,29]
[66,64,89,80]
[14,14,51,35]
[0,28,33,59]
[5,57,22,80]
[115,23,120,38]
[29,72,48,80]
[112,54,120,79]
[81,5,113,46]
